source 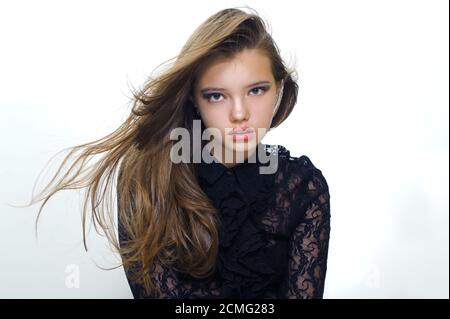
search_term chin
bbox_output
[224,139,258,154]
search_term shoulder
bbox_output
[264,143,329,197]
[264,143,324,177]
[266,144,330,232]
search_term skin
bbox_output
[193,48,281,168]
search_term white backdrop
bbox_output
[0,0,448,298]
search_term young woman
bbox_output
[29,7,331,299]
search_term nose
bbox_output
[229,99,249,122]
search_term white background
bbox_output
[0,0,448,298]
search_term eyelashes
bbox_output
[202,86,269,103]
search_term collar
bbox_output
[195,143,273,193]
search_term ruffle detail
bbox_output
[194,143,291,298]
[204,163,278,298]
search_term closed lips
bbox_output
[229,128,254,134]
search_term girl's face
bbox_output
[193,48,281,167]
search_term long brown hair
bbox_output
[21,6,299,297]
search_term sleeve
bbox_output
[117,169,178,299]
[117,184,183,298]
[118,217,184,298]
[117,169,220,299]
[282,162,331,299]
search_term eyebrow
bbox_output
[200,81,271,93]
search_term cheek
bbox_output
[198,108,226,128]
[250,104,275,125]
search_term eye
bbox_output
[202,86,269,103]
[202,92,224,103]
[249,86,268,95]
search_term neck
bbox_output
[209,143,260,168]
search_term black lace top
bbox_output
[119,143,331,299]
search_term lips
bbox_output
[228,127,255,135]
[229,129,255,142]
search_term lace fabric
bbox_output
[118,144,331,299]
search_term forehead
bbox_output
[196,49,273,88]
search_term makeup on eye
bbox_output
[201,85,270,103]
